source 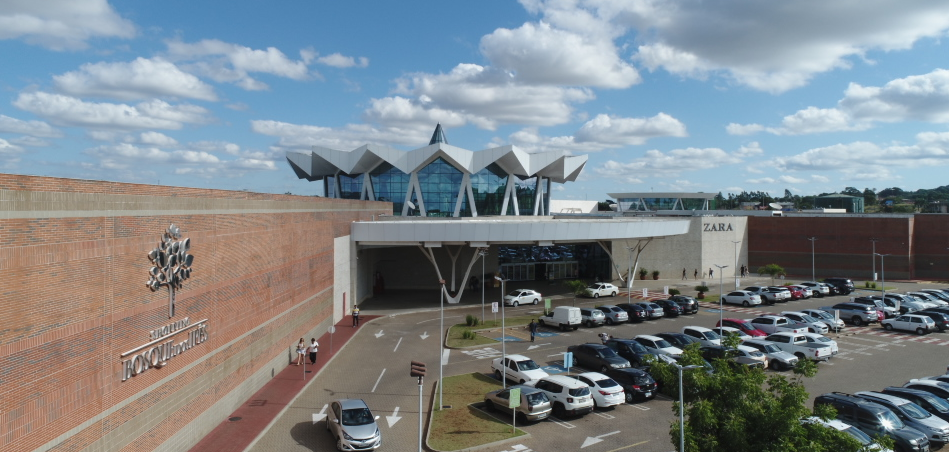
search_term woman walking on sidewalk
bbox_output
[295,338,306,365]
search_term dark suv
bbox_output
[567,343,631,372]
[669,295,699,314]
[823,277,855,295]
[604,338,669,369]
[814,392,930,452]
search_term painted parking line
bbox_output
[630,404,651,411]
[461,347,501,359]
[547,416,577,429]
[442,349,451,365]
[494,336,524,342]
[371,368,386,393]
[592,411,616,419]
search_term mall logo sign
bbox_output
[146,224,194,318]
[703,222,734,232]
[121,317,209,381]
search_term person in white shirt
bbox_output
[308,338,319,365]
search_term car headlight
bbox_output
[908,438,919,445]
[343,431,355,441]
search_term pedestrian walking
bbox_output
[708,267,713,278]
[295,338,305,366]
[682,268,687,280]
[308,338,319,365]
[528,319,538,342]
[352,305,360,327]
[598,332,612,345]
[694,269,698,280]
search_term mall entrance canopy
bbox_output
[352,216,690,303]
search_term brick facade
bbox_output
[0,174,388,451]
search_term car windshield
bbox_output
[341,408,375,426]
[508,290,524,296]
[747,350,764,357]
[702,331,721,340]
[568,387,591,397]
[762,344,780,353]
[599,348,620,358]
[596,378,620,388]
[920,394,949,413]
[654,339,673,349]
[587,284,599,289]
[810,311,833,320]
[736,321,755,330]
[879,410,905,430]
[800,315,819,323]
[517,359,540,371]
[611,307,623,312]
[627,341,648,353]
[843,425,873,445]
[813,336,831,343]
[899,401,931,419]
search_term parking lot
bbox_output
[248,279,949,452]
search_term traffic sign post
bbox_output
[410,361,426,452]
[564,352,573,376]
[508,387,521,434]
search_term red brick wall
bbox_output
[0,174,389,451]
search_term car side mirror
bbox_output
[334,418,340,424]
[374,415,380,420]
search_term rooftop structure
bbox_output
[608,192,717,212]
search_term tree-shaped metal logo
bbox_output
[146,224,194,318]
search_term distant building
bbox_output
[815,193,864,213]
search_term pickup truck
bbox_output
[820,302,879,326]
[749,315,807,335]
[763,332,833,361]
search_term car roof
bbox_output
[635,334,662,341]
[781,311,807,316]
[722,317,750,323]
[492,384,545,395]
[683,325,714,332]
[855,391,911,406]
[574,371,610,380]
[755,315,784,320]
[504,354,532,361]
[800,332,826,338]
[338,399,370,410]
[542,375,589,388]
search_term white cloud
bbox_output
[590,143,755,181]
[770,107,867,135]
[54,57,218,101]
[166,39,313,90]
[504,113,687,153]
[0,137,24,155]
[841,69,949,123]
[747,175,808,184]
[14,92,212,130]
[139,131,178,147]
[726,123,764,136]
[0,115,62,137]
[0,0,135,50]
[316,53,369,68]
[480,21,640,88]
[250,119,431,150]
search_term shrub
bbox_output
[462,329,477,340]
[871,282,877,289]
[694,285,710,293]
[465,314,479,326]
[865,281,871,288]
[668,288,681,296]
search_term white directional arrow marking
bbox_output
[527,342,551,350]
[386,406,402,428]
[581,431,620,448]
[420,331,429,340]
[374,330,384,338]
[312,404,328,424]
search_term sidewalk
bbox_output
[188,315,376,452]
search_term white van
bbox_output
[539,306,581,331]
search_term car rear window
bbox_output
[526,392,548,405]
[633,374,655,385]
[596,378,619,388]
[568,387,591,397]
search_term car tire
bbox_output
[769,360,780,370]
[484,400,495,411]
[519,379,526,384]
[495,370,503,381]
[884,323,893,331]
[794,352,806,361]
[539,319,546,327]
[553,403,566,418]
[532,298,539,305]
[743,301,750,307]
[593,293,599,298]
[560,324,567,332]
[512,301,519,307]
[626,391,635,403]
[917,328,926,335]
[852,317,863,326]
[572,326,579,331]
[606,318,614,325]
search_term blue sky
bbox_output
[3,1,949,201]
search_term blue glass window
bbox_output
[471,163,508,216]
[324,176,336,198]
[369,163,409,215]
[418,157,462,217]
[338,173,363,200]
[514,176,537,215]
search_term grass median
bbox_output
[428,372,527,451]
[446,315,538,348]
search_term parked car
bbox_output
[603,367,658,403]
[883,386,949,423]
[787,285,813,299]
[800,332,839,355]
[721,290,762,307]
[564,372,625,408]
[855,391,949,446]
[595,305,629,325]
[656,332,701,350]
[635,302,664,320]
[915,310,949,332]
[579,308,606,327]
[604,338,675,369]
[654,299,683,317]
[711,326,753,343]
[820,302,879,326]
[813,392,930,452]
[700,345,767,369]
[763,332,833,361]
[669,295,700,314]
[524,375,595,418]
[716,318,768,337]
[326,399,383,451]
[767,286,794,302]
[742,339,799,370]
[800,308,846,331]
[920,289,949,303]
[682,326,722,347]
[539,306,582,331]
[823,277,855,295]
[852,296,897,319]
[784,286,805,300]
[584,282,618,298]
[882,314,937,335]
[744,286,782,305]
[905,379,949,400]
[750,315,807,335]
[483,385,552,423]
[908,292,948,307]
[567,343,631,372]
[633,335,683,358]
[780,311,830,334]
[492,354,549,384]
[802,417,891,451]
[504,289,541,306]
[615,303,648,322]
[799,281,832,297]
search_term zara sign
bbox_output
[703,222,734,232]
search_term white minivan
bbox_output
[539,306,581,331]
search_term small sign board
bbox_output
[663,286,669,295]
[544,298,551,311]
[564,351,573,369]
[328,326,336,334]
[492,302,499,313]
[508,387,521,408]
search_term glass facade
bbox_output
[472,163,508,216]
[369,163,410,215]
[417,157,463,217]
[337,173,363,200]
[324,176,336,198]
[497,244,609,281]
[514,176,537,215]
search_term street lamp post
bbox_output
[731,240,740,289]
[870,238,880,281]
[626,246,635,302]
[479,248,487,322]
[714,264,728,329]
[808,237,817,281]
[875,253,890,303]
[495,275,507,390]
[439,279,445,410]
[673,363,701,452]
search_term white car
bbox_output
[882,314,936,335]
[721,290,762,307]
[682,326,722,347]
[504,289,541,307]
[801,332,838,355]
[800,308,845,331]
[743,339,799,371]
[780,311,829,334]
[799,281,831,297]
[803,417,893,452]
[908,292,948,307]
[633,335,683,358]
[584,282,618,298]
[565,372,625,408]
[525,375,595,417]
[491,354,549,384]
[712,326,753,342]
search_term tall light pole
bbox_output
[495,275,508,390]
[875,253,890,302]
[714,264,728,329]
[731,240,740,289]
[808,237,817,281]
[870,238,880,281]
[439,279,445,410]
[479,248,487,322]
[626,246,635,301]
[673,363,701,452]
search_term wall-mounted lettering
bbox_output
[703,223,734,232]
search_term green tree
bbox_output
[563,280,588,307]
[842,187,862,196]
[757,263,786,285]
[862,188,876,206]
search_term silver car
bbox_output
[781,311,829,334]
[484,385,553,423]
[326,399,382,451]
[742,339,799,371]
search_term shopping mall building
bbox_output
[3,125,948,451]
